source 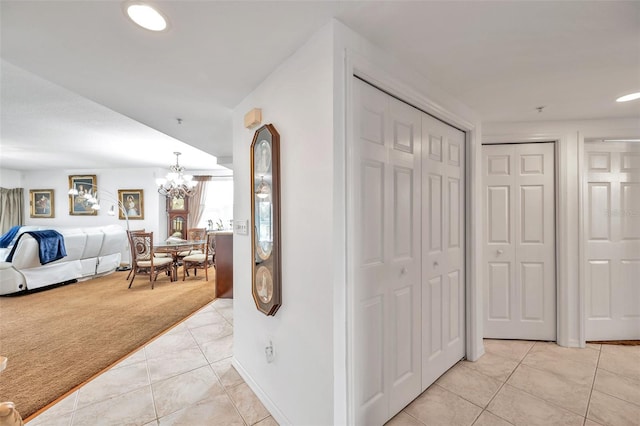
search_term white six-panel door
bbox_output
[353,78,466,425]
[353,78,422,425]
[483,143,556,340]
[585,142,640,340]
[421,115,466,388]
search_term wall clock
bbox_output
[250,124,281,316]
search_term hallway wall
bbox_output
[483,117,640,346]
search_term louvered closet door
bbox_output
[483,143,556,340]
[421,115,466,388]
[585,142,640,340]
[353,78,422,425]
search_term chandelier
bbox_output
[155,152,197,198]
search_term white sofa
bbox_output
[0,225,127,295]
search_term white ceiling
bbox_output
[1,60,226,172]
[1,1,639,171]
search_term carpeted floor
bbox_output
[0,269,215,418]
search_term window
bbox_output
[197,177,233,230]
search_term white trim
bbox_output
[331,44,350,426]
[577,131,586,347]
[482,134,571,346]
[343,49,356,426]
[344,49,482,424]
[232,357,292,426]
[466,127,484,363]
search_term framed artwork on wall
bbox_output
[250,124,281,316]
[118,189,144,220]
[29,189,54,218]
[68,175,97,215]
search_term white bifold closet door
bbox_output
[585,142,640,340]
[352,77,465,425]
[353,78,422,425]
[483,143,556,341]
[421,115,466,388]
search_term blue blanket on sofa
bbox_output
[0,225,21,248]
[6,230,67,265]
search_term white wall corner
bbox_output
[231,20,336,426]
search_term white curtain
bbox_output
[0,188,24,234]
[188,179,209,229]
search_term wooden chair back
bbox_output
[128,232,174,289]
[182,232,217,283]
[125,229,145,280]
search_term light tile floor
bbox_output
[27,301,639,426]
[387,339,640,426]
[27,299,278,426]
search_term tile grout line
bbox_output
[143,345,160,425]
[400,409,428,426]
[503,361,596,419]
[67,391,79,426]
[165,302,248,425]
[224,381,250,426]
[149,302,221,423]
[583,344,602,426]
[588,347,640,409]
[474,341,538,426]
[505,354,601,415]
[429,381,486,419]
[499,342,600,422]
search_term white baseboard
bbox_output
[232,357,291,426]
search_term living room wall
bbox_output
[20,167,167,261]
[0,168,23,188]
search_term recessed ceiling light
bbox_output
[126,3,168,32]
[616,92,640,103]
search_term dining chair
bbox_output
[128,232,174,289]
[177,228,207,255]
[182,232,216,282]
[125,229,145,280]
[178,228,207,276]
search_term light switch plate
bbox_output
[234,220,249,235]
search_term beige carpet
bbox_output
[0,269,215,418]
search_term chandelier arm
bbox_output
[156,152,196,198]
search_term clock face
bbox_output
[171,197,185,211]
[254,139,272,176]
[255,266,273,303]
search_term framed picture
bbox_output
[118,189,144,220]
[29,189,55,218]
[250,124,281,316]
[69,175,97,215]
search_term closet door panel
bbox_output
[482,143,556,340]
[585,142,640,340]
[354,79,388,424]
[353,79,422,424]
[421,115,465,389]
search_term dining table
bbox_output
[154,239,206,281]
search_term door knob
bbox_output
[401,267,407,275]
[433,261,439,267]
[497,249,503,255]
